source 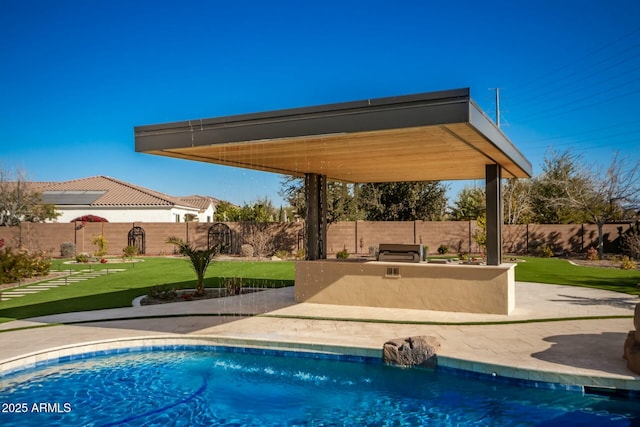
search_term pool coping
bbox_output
[1,335,638,397]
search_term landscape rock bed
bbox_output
[140,288,263,305]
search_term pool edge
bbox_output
[1,336,639,396]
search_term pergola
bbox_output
[135,88,532,266]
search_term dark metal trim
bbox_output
[469,101,533,178]
[135,88,471,152]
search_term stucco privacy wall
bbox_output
[0,221,632,257]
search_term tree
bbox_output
[448,186,485,220]
[166,237,219,296]
[358,181,448,221]
[279,176,361,223]
[238,197,277,222]
[0,167,59,226]
[214,201,241,221]
[279,176,306,219]
[529,150,586,224]
[503,178,533,224]
[539,150,640,258]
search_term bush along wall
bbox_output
[0,238,51,284]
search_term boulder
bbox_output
[623,331,640,375]
[383,336,440,369]
[635,303,640,342]
[624,303,640,375]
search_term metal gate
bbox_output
[127,226,146,255]
[208,223,232,254]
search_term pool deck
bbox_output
[0,281,639,391]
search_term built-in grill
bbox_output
[376,244,423,263]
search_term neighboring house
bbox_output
[178,195,220,223]
[36,176,219,223]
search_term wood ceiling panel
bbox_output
[165,124,495,182]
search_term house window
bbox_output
[175,214,180,222]
[207,216,211,223]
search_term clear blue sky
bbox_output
[1,0,639,207]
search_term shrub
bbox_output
[437,244,449,255]
[147,285,177,301]
[273,249,290,260]
[92,234,108,257]
[60,242,76,258]
[585,247,599,261]
[620,256,637,270]
[294,248,306,260]
[0,247,51,284]
[621,225,640,260]
[240,244,255,257]
[538,244,553,258]
[336,249,349,259]
[75,253,90,263]
[122,245,139,260]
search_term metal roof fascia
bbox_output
[468,101,533,178]
[134,88,472,152]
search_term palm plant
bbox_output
[166,237,219,296]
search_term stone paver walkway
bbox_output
[0,269,125,301]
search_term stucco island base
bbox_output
[295,260,516,315]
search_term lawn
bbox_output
[514,256,640,295]
[0,256,638,324]
[0,257,294,323]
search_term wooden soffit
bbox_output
[135,88,532,183]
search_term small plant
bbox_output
[336,249,350,259]
[620,256,637,270]
[75,253,90,263]
[585,247,599,261]
[122,245,139,260]
[437,244,449,255]
[147,285,178,301]
[273,249,290,260]
[294,248,306,260]
[538,244,553,258]
[166,236,219,297]
[92,234,108,257]
[224,277,243,295]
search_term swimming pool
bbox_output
[1,346,638,426]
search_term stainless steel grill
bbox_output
[376,244,423,263]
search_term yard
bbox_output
[0,256,637,324]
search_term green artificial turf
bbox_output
[514,256,640,295]
[0,257,294,322]
[1,255,638,325]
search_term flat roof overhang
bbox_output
[134,88,532,182]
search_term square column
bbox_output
[486,164,502,265]
[304,173,327,260]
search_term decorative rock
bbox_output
[623,302,640,375]
[382,336,441,369]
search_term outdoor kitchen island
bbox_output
[295,259,516,315]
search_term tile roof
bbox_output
[178,195,220,211]
[36,176,200,208]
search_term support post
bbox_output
[305,173,327,260]
[486,164,502,265]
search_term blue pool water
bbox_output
[1,347,638,426]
